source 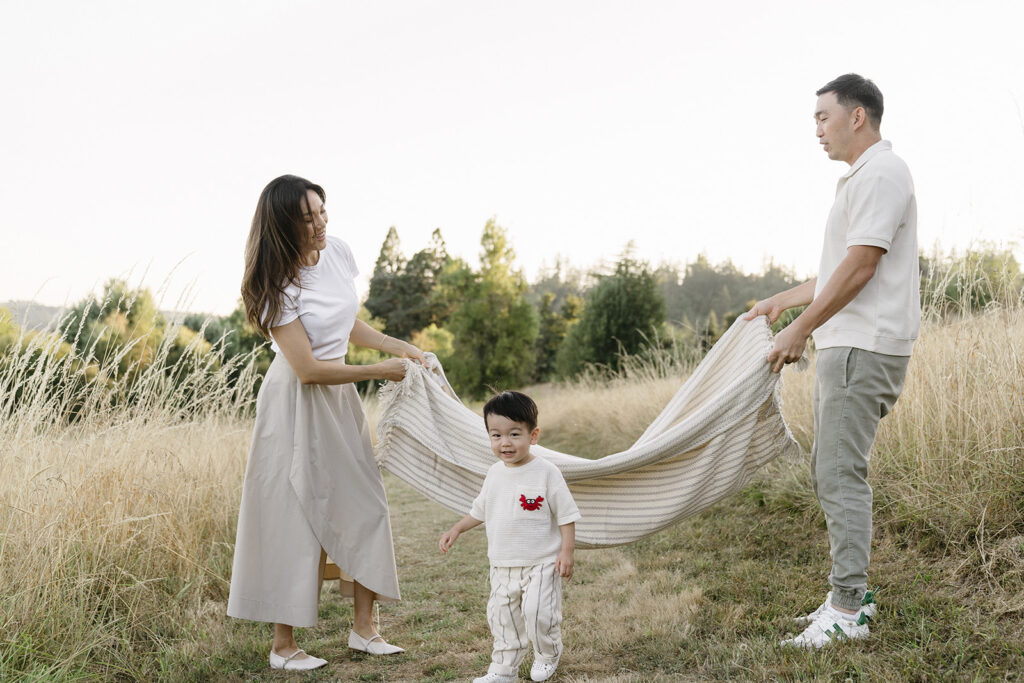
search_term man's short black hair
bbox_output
[817,73,884,129]
[483,390,538,431]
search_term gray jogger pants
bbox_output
[811,346,909,611]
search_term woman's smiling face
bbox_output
[301,189,328,254]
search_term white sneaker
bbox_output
[780,605,870,649]
[794,590,878,626]
[472,673,515,683]
[530,658,559,681]
[268,648,327,670]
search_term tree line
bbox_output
[2,227,1020,407]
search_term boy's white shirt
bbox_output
[470,456,582,567]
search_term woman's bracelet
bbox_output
[378,333,389,352]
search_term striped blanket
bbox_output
[375,316,800,548]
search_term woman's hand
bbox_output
[375,358,408,382]
[350,320,427,366]
[392,339,428,367]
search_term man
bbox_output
[744,73,919,648]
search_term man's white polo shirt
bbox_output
[812,140,920,356]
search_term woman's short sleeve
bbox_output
[330,235,359,279]
[263,283,300,328]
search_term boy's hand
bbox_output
[439,528,460,553]
[555,550,574,579]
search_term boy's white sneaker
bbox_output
[473,673,515,683]
[780,605,870,649]
[530,658,559,681]
[794,589,878,626]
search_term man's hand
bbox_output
[767,322,809,373]
[743,279,816,327]
[554,549,574,579]
[743,296,785,325]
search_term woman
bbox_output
[227,174,425,671]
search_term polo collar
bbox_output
[841,139,892,179]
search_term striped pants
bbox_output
[486,563,563,677]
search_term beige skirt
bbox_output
[226,355,401,627]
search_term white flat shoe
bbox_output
[348,629,405,655]
[269,648,327,670]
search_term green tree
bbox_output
[393,228,451,337]
[528,257,587,309]
[557,250,665,376]
[365,227,452,339]
[534,292,582,382]
[364,226,406,331]
[659,256,801,336]
[410,323,455,361]
[441,219,539,398]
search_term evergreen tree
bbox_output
[364,226,406,331]
[534,292,582,382]
[658,255,801,335]
[393,228,451,337]
[528,256,587,309]
[556,251,665,377]
[365,227,452,339]
[442,219,539,398]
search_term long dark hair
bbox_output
[241,174,326,338]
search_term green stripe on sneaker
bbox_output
[826,623,847,640]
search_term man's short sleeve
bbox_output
[846,172,912,252]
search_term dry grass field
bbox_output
[2,300,1023,680]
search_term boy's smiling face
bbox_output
[485,413,539,467]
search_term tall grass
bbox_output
[534,333,699,456]
[536,263,1024,614]
[0,311,261,679]
[1,261,1022,679]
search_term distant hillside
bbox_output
[1,301,68,332]
[2,300,200,333]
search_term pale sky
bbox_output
[2,0,1022,316]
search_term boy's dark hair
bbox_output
[483,391,539,431]
[817,73,884,130]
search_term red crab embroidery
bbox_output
[519,494,544,511]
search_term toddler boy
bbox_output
[439,391,580,683]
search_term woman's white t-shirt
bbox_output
[266,235,360,360]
